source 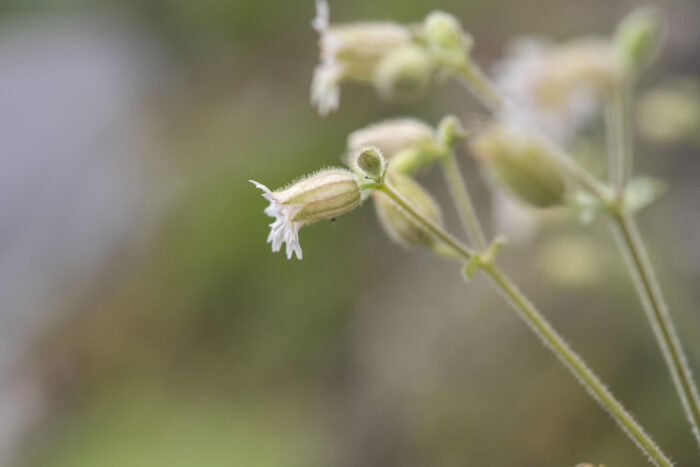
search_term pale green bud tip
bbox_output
[374,171,443,249]
[354,145,386,182]
[345,119,440,175]
[374,45,434,101]
[471,125,566,208]
[424,10,467,50]
[437,115,466,148]
[250,168,361,259]
[615,7,663,72]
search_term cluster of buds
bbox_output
[311,1,472,115]
[254,6,664,259]
[251,117,461,259]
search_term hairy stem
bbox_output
[439,151,488,250]
[605,66,700,452]
[379,180,672,466]
[457,60,506,113]
[483,262,672,467]
[458,56,700,454]
[378,183,476,259]
[611,212,700,450]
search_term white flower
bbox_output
[250,180,304,259]
[250,168,362,259]
[310,0,412,115]
[494,37,618,145]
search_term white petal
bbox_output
[311,61,342,116]
[251,180,304,260]
[312,0,329,32]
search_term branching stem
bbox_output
[379,180,672,466]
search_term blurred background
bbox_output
[1,0,700,465]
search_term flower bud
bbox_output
[437,115,466,148]
[311,0,413,115]
[470,124,566,208]
[373,171,443,249]
[374,45,434,101]
[423,11,470,52]
[344,118,440,174]
[615,7,663,73]
[250,168,362,259]
[354,145,386,182]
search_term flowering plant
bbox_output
[251,3,699,465]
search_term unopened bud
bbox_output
[354,146,386,182]
[471,125,566,208]
[345,118,440,174]
[250,168,362,259]
[374,45,434,100]
[437,115,466,148]
[423,11,470,52]
[373,171,443,249]
[615,7,663,73]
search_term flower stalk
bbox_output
[611,211,700,450]
[439,150,487,249]
[606,80,633,197]
[378,179,672,467]
[454,29,700,456]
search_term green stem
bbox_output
[611,211,700,450]
[439,151,488,250]
[457,60,506,113]
[605,79,633,197]
[378,183,476,260]
[605,65,700,452]
[483,262,672,467]
[379,181,672,466]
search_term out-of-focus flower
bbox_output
[373,44,434,101]
[311,0,412,115]
[373,171,444,250]
[637,78,700,145]
[250,169,362,259]
[494,37,619,144]
[345,118,438,173]
[471,123,567,208]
